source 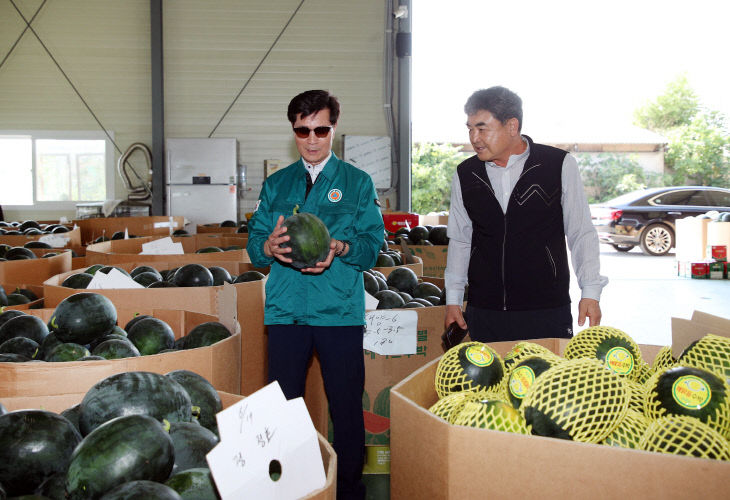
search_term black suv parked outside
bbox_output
[590,186,730,256]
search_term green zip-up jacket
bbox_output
[247,154,384,326]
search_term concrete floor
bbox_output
[569,246,730,347]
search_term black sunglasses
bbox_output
[293,126,333,139]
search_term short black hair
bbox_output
[464,86,523,131]
[287,90,340,125]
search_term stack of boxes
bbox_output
[680,245,728,279]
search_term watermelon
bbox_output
[428,225,449,245]
[374,290,405,309]
[127,317,175,355]
[92,338,141,359]
[165,370,222,433]
[233,270,266,283]
[79,371,193,435]
[133,271,163,287]
[196,246,223,253]
[644,365,730,438]
[172,264,214,287]
[412,281,441,299]
[61,272,94,289]
[49,292,117,345]
[0,336,39,359]
[0,314,49,345]
[35,471,67,500]
[165,468,220,500]
[61,404,82,434]
[0,309,27,329]
[148,281,179,288]
[208,266,232,285]
[85,264,105,275]
[99,480,183,500]
[435,342,505,397]
[97,266,130,277]
[374,254,395,267]
[124,314,152,332]
[65,415,174,499]
[363,272,379,296]
[0,410,82,495]
[168,422,219,474]
[5,247,36,260]
[386,267,418,295]
[6,292,30,305]
[408,226,429,243]
[507,355,561,409]
[182,322,231,349]
[130,266,162,279]
[46,343,91,362]
[0,353,31,362]
[279,212,331,269]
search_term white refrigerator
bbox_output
[166,138,239,231]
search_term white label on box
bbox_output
[364,290,379,311]
[207,381,326,500]
[86,269,144,289]
[363,310,418,355]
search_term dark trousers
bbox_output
[268,324,366,500]
[465,303,574,343]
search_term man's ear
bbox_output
[508,118,520,136]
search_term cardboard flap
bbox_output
[672,312,730,358]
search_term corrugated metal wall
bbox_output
[0,0,389,220]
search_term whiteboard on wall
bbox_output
[343,135,392,189]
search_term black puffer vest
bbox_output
[457,135,570,311]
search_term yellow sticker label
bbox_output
[509,366,535,399]
[672,375,711,410]
[604,347,634,375]
[465,346,494,367]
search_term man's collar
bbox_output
[302,152,333,171]
[301,152,338,179]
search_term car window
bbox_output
[650,190,708,206]
[707,190,730,207]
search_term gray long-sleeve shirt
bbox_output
[444,138,608,306]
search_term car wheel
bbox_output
[640,223,674,256]
[611,244,635,252]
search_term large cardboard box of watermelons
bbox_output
[0,391,337,500]
[84,236,250,265]
[0,289,240,398]
[303,277,447,474]
[72,216,185,245]
[42,271,268,397]
[196,223,238,234]
[1,283,44,310]
[0,226,82,248]
[0,251,72,285]
[390,315,730,499]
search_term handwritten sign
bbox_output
[343,135,392,189]
[207,381,326,500]
[363,310,418,355]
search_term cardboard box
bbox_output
[196,224,238,234]
[708,222,730,254]
[0,296,241,398]
[391,326,730,499]
[0,251,72,285]
[72,216,186,245]
[0,391,336,500]
[84,236,249,265]
[675,217,711,261]
[406,245,448,278]
[709,261,724,279]
[419,214,448,226]
[0,283,44,310]
[0,226,82,248]
[691,262,709,279]
[383,212,419,238]
[708,245,727,262]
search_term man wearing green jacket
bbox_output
[247,90,384,500]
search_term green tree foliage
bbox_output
[411,142,466,214]
[634,74,730,187]
[577,153,664,203]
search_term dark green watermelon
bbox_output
[85,264,105,275]
[166,370,222,433]
[220,220,237,227]
[168,422,219,474]
[61,273,94,289]
[0,336,39,359]
[233,271,266,283]
[91,338,141,359]
[88,332,128,351]
[208,266,232,286]
[127,317,175,355]
[99,480,182,500]
[375,290,405,309]
[363,272,379,296]
[386,267,419,295]
[279,212,331,269]
[507,356,560,409]
[24,241,52,249]
[0,353,31,362]
[13,288,38,302]
[46,343,91,362]
[374,253,395,267]
[79,371,193,435]
[130,266,162,279]
[34,471,67,500]
[196,246,223,254]
[6,292,31,305]
[61,404,81,434]
[172,264,214,287]
[0,310,26,329]
[428,225,449,245]
[412,282,441,299]
[124,314,152,332]
[165,468,220,500]
[97,266,130,277]
[408,226,429,244]
[0,315,49,345]
[403,301,425,308]
[0,410,82,496]
[5,247,37,260]
[133,271,163,287]
[182,322,232,349]
[37,332,63,361]
[65,415,174,499]
[148,281,179,288]
[49,292,117,345]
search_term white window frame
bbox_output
[0,129,115,211]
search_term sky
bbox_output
[411,0,730,144]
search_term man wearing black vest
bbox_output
[444,86,608,342]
